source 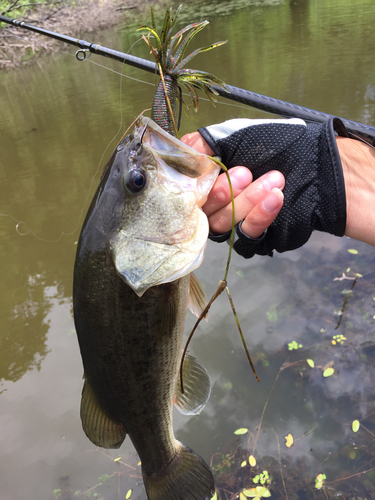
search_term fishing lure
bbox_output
[138,4,228,137]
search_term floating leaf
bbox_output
[256,486,271,497]
[243,489,257,497]
[234,428,248,435]
[346,267,351,272]
[323,367,334,378]
[355,273,363,277]
[241,460,247,467]
[239,492,247,500]
[245,486,271,497]
[126,489,132,499]
[249,455,256,467]
[211,493,217,500]
[306,359,315,368]
[315,473,326,489]
[348,249,358,254]
[352,420,360,433]
[113,456,121,462]
[284,433,294,448]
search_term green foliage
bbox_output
[0,0,46,19]
[332,334,346,345]
[315,473,326,489]
[288,341,303,351]
[253,470,270,486]
[52,490,62,500]
[98,474,110,484]
[352,420,360,433]
[322,367,334,378]
[234,427,248,435]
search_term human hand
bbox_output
[181,132,285,239]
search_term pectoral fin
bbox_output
[174,354,211,415]
[81,377,126,449]
[188,273,208,320]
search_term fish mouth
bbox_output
[135,116,219,179]
[108,116,220,297]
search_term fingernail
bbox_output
[263,171,284,191]
[229,168,252,190]
[262,189,283,213]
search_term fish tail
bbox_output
[143,441,215,500]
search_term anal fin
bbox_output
[174,354,211,415]
[81,377,126,449]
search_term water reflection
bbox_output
[1,0,375,498]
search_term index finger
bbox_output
[180,132,214,156]
[203,167,253,217]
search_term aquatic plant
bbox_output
[315,473,326,490]
[287,340,303,351]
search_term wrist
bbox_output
[337,137,375,245]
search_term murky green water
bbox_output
[1,0,375,498]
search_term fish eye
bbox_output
[125,169,147,193]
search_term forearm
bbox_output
[337,137,375,245]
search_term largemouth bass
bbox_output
[73,116,220,500]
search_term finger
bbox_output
[203,167,253,217]
[208,170,285,234]
[180,132,214,156]
[241,188,284,239]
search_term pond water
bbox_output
[1,0,375,499]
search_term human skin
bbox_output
[181,132,375,246]
[336,137,375,246]
[181,132,285,239]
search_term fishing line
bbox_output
[54,46,267,117]
[2,38,149,243]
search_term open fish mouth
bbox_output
[109,116,220,297]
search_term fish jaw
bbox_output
[109,116,220,297]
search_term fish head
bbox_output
[108,116,220,296]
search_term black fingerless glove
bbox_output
[199,117,348,258]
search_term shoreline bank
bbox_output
[0,0,165,70]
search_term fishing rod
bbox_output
[1,13,375,146]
